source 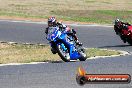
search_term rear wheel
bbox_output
[78,47,87,61]
[56,43,70,62]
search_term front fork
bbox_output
[61,43,68,51]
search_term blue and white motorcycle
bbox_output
[46,27,87,62]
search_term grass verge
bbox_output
[0,10,132,24]
[0,42,121,64]
[0,0,132,24]
[52,10,132,24]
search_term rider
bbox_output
[114,19,131,43]
[45,16,82,54]
[114,19,131,34]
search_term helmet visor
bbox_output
[48,21,53,26]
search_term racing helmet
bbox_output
[115,19,120,25]
[48,17,57,27]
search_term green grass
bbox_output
[0,43,121,64]
[0,10,132,24]
[0,0,132,24]
[0,11,48,19]
[86,48,120,57]
[52,10,132,24]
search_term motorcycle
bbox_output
[46,27,87,62]
[114,23,132,45]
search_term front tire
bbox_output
[56,43,70,62]
[127,38,132,45]
[120,35,127,43]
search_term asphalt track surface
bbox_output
[0,20,132,88]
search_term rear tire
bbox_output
[79,54,87,61]
[78,48,87,61]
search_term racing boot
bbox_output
[72,34,83,46]
[76,40,83,46]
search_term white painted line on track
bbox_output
[0,62,48,67]
[0,19,47,24]
[0,19,113,27]
[88,49,131,60]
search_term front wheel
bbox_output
[56,43,70,62]
[120,35,127,43]
[126,38,132,45]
